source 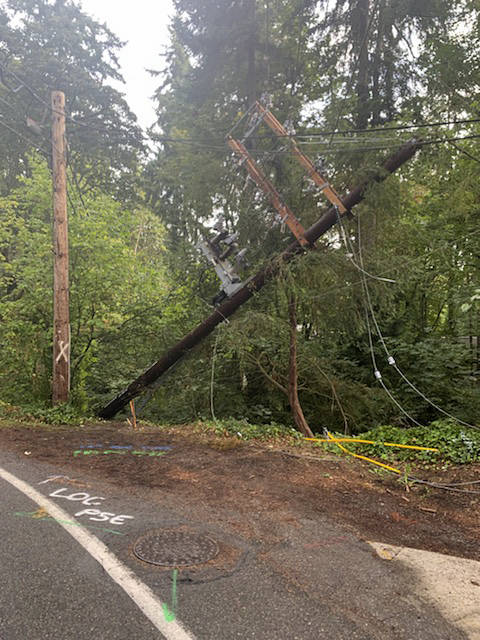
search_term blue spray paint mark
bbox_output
[77,444,172,451]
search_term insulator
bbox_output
[213,215,225,232]
[260,92,273,109]
[283,119,296,136]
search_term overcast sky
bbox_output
[79,0,174,130]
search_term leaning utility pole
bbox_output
[51,90,70,405]
[98,141,420,419]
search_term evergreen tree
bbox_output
[0,0,144,196]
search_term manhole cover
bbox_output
[133,530,219,567]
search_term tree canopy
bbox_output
[0,0,144,197]
[0,0,478,434]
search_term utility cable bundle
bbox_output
[333,208,479,432]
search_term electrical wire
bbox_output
[324,432,480,494]
[0,117,51,156]
[4,60,480,153]
[335,206,480,431]
[6,94,477,314]
[0,110,85,220]
[0,90,138,217]
[364,293,425,427]
[335,210,396,284]
[0,60,145,154]
[410,481,480,494]
[253,116,480,140]
[305,225,480,305]
[355,217,479,431]
[330,209,425,426]
[447,140,480,165]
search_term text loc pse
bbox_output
[48,487,134,525]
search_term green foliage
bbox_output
[0,0,479,438]
[323,420,480,466]
[0,399,84,425]
[0,0,143,197]
[20,403,87,425]
[140,0,478,437]
[199,418,303,442]
[0,155,170,409]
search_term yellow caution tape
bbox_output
[305,436,438,452]
[325,431,405,475]
[304,432,439,476]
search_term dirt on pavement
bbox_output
[0,421,478,561]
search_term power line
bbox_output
[447,140,480,165]
[255,116,480,140]
[4,59,480,150]
[154,132,480,155]
[0,117,51,156]
[337,209,480,430]
[0,110,87,221]
[4,60,480,156]
[354,232,424,426]
[0,61,144,146]
[300,225,480,306]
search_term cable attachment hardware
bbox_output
[374,370,383,380]
[387,356,396,366]
[259,92,273,109]
[283,119,296,137]
[196,215,249,306]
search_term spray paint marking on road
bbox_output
[47,487,134,525]
[78,445,172,451]
[73,450,169,458]
[162,570,178,622]
[0,465,195,640]
[14,510,125,535]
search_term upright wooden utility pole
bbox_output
[51,90,70,405]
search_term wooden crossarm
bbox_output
[227,135,310,247]
[254,102,347,214]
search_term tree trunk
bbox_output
[353,0,370,129]
[371,2,384,125]
[246,0,256,106]
[288,295,314,437]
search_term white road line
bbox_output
[0,465,195,640]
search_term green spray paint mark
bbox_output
[132,450,167,457]
[13,511,125,536]
[162,568,178,622]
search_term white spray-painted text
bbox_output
[49,488,134,525]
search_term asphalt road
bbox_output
[0,449,467,639]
